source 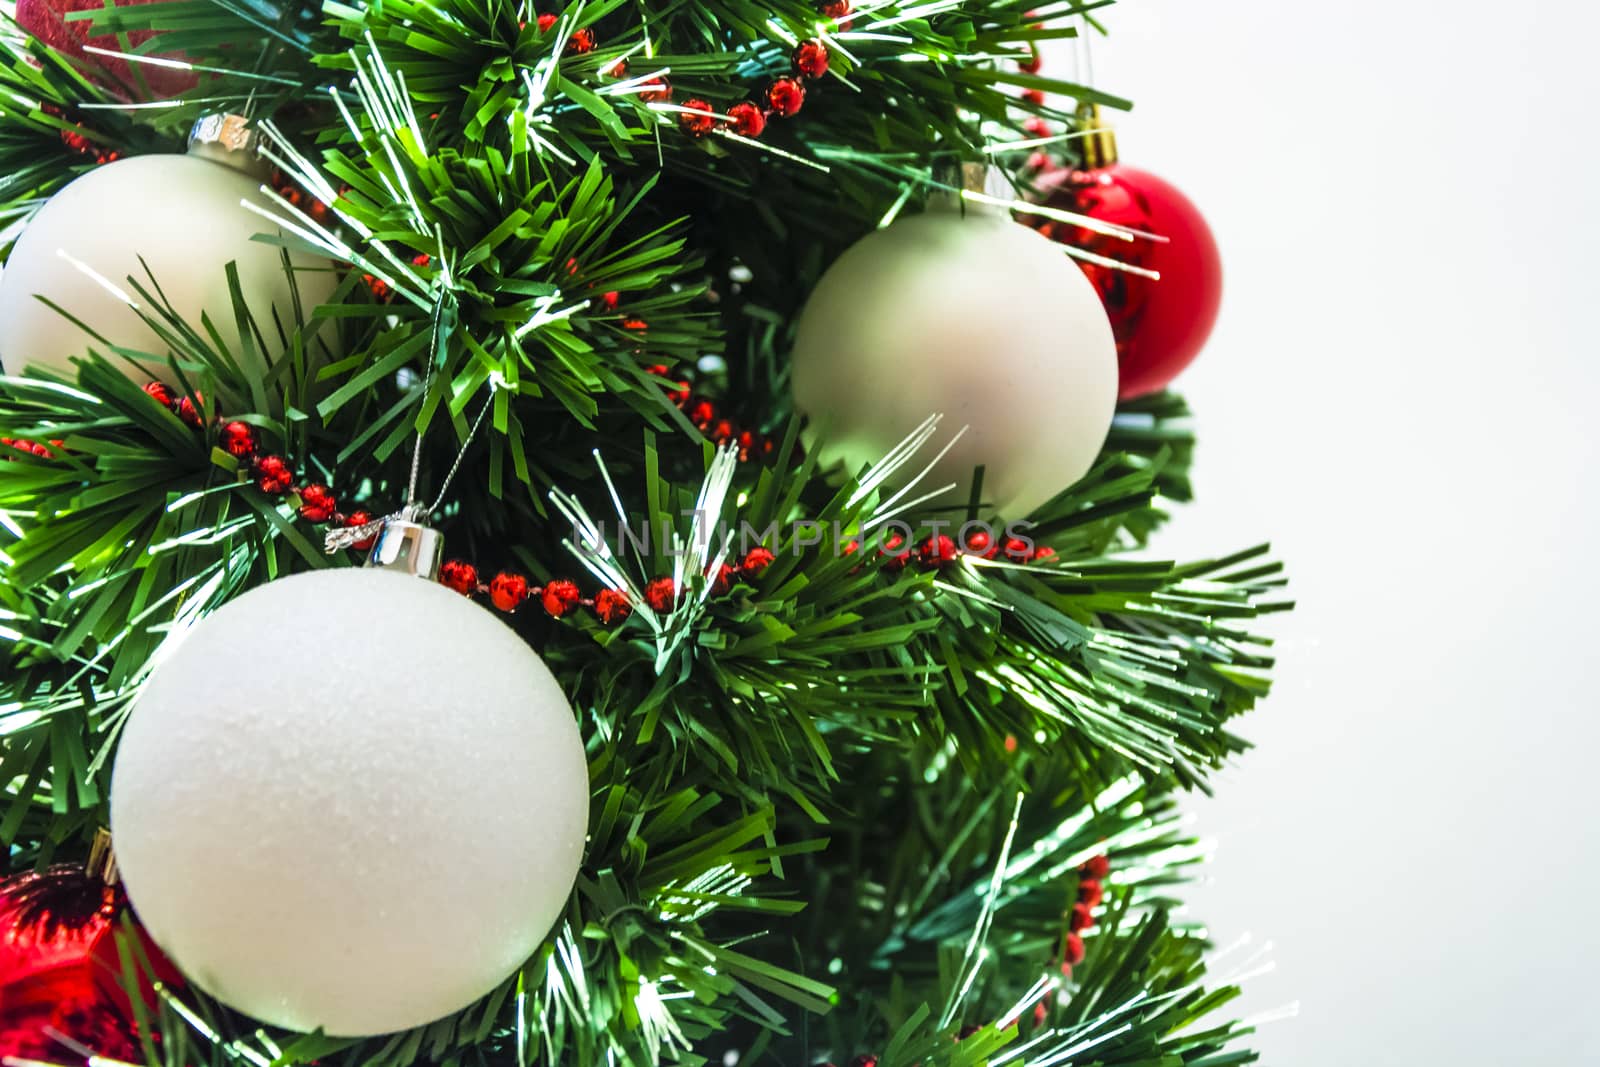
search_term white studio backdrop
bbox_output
[1046,1,1600,1064]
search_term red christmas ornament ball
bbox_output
[489,572,530,612]
[0,865,181,1060]
[218,420,259,459]
[297,483,338,523]
[541,578,582,618]
[15,0,198,98]
[1032,162,1222,400]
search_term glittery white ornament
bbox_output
[791,204,1118,517]
[0,126,334,382]
[110,567,589,1037]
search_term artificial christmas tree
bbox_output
[0,2,1289,1065]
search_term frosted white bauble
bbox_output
[791,208,1118,517]
[110,568,589,1037]
[0,152,335,381]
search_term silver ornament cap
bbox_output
[364,518,445,580]
[188,113,269,179]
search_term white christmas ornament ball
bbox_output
[110,567,589,1037]
[0,152,335,380]
[791,208,1118,517]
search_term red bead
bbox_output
[1023,117,1050,137]
[964,529,993,555]
[1002,537,1032,562]
[766,77,806,118]
[639,78,672,103]
[141,380,174,407]
[343,509,377,552]
[1033,1000,1049,1026]
[601,290,621,310]
[593,588,631,624]
[679,98,718,137]
[881,533,910,571]
[1033,162,1222,399]
[439,559,480,596]
[850,1057,878,1067]
[297,483,338,523]
[489,572,530,612]
[566,27,596,54]
[644,576,678,613]
[710,418,735,443]
[1063,932,1086,966]
[794,39,830,79]
[917,534,958,567]
[1020,88,1046,106]
[726,100,767,138]
[687,399,716,427]
[536,12,556,31]
[253,455,293,494]
[1031,545,1056,563]
[1077,878,1104,908]
[542,578,583,618]
[711,562,738,594]
[741,546,776,577]
[1081,853,1111,879]
[174,394,204,428]
[1017,50,1042,74]
[821,0,851,18]
[218,420,258,459]
[1068,902,1095,932]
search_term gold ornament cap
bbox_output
[188,113,269,179]
[1077,103,1119,170]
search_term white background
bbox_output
[1053,1,1600,1063]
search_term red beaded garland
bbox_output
[794,40,830,79]
[489,572,530,612]
[253,455,293,495]
[766,77,806,118]
[439,559,480,596]
[679,98,718,137]
[342,509,378,552]
[218,420,258,459]
[727,101,767,138]
[173,395,204,429]
[297,483,338,523]
[593,588,632,624]
[541,579,583,618]
[741,546,776,576]
[918,534,959,567]
[644,577,679,613]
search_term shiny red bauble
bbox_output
[15,0,198,99]
[1032,163,1222,400]
[1,865,182,1061]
